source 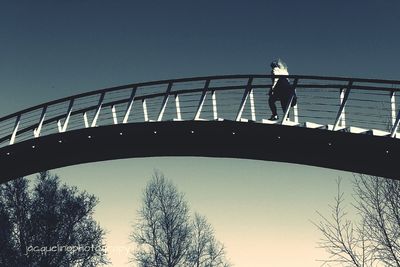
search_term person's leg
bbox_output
[268,94,279,119]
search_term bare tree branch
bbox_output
[314,175,400,267]
[131,171,231,267]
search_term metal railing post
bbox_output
[123,87,137,124]
[236,77,253,121]
[211,90,218,120]
[143,99,149,122]
[111,105,118,124]
[333,81,353,131]
[249,89,256,121]
[34,106,47,138]
[339,88,346,127]
[90,92,105,127]
[157,82,173,121]
[57,99,74,133]
[391,91,396,127]
[194,80,210,120]
[175,94,182,120]
[390,109,400,137]
[281,78,298,124]
[10,114,21,145]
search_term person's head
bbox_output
[270,59,287,70]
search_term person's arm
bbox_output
[271,68,278,93]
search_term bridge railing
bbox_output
[1,74,400,148]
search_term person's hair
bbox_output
[270,59,287,70]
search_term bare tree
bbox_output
[131,171,231,267]
[0,171,109,267]
[188,213,230,267]
[132,172,192,267]
[314,175,400,266]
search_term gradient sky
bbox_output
[1,1,399,266]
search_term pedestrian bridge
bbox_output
[0,74,399,183]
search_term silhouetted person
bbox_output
[268,59,294,120]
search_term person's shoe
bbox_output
[269,115,279,121]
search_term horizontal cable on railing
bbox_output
[345,118,390,127]
[345,105,392,112]
[346,116,390,124]
[297,115,337,121]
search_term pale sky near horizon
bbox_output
[2,0,399,266]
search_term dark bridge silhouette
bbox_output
[0,74,399,183]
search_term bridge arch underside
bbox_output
[0,120,398,183]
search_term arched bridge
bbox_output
[1,74,399,182]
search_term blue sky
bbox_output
[1,0,400,114]
[1,1,399,266]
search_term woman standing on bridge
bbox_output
[268,59,294,120]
